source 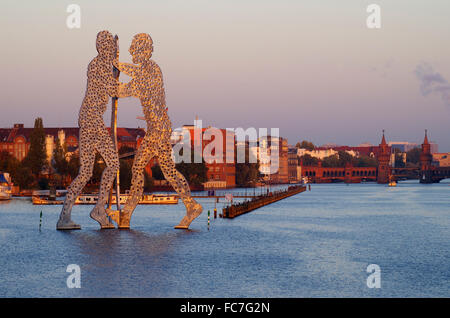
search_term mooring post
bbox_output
[39,211,42,231]
[207,210,210,230]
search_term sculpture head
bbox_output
[96,30,116,61]
[129,33,153,64]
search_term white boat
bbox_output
[32,193,179,205]
[0,172,12,201]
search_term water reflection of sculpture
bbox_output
[57,31,202,230]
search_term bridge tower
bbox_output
[377,130,390,184]
[420,129,433,183]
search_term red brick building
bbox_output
[377,131,391,184]
[179,125,236,188]
[0,123,145,162]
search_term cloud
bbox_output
[415,62,450,107]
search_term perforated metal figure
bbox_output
[114,33,203,229]
[57,30,120,230]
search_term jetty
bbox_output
[222,185,306,218]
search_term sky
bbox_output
[1,0,449,151]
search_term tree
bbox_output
[11,164,34,189]
[354,155,378,167]
[296,140,315,151]
[321,151,371,168]
[322,154,341,167]
[393,148,405,168]
[175,147,207,187]
[235,146,260,187]
[22,117,47,176]
[52,137,69,182]
[176,160,208,187]
[337,150,354,166]
[406,147,421,165]
[38,178,50,190]
[67,153,81,180]
[119,159,132,191]
[299,154,319,166]
[0,151,20,175]
[150,147,207,187]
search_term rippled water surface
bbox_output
[0,181,449,297]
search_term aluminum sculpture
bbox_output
[57,31,202,230]
[112,33,203,229]
[57,31,120,230]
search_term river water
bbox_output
[0,181,449,297]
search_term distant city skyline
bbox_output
[1,0,449,151]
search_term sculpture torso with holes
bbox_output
[79,57,117,128]
[119,60,172,139]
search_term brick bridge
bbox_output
[391,130,450,183]
[301,162,377,183]
[300,130,450,184]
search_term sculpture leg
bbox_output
[119,134,154,228]
[156,140,203,229]
[57,142,96,230]
[89,129,119,229]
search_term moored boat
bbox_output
[388,176,397,187]
[32,193,179,205]
[0,172,12,201]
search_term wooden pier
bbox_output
[222,185,307,218]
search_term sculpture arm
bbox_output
[114,61,139,77]
[118,81,134,98]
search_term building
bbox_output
[278,138,289,184]
[297,148,338,160]
[177,125,236,188]
[258,136,289,184]
[0,124,80,162]
[320,145,379,158]
[288,147,299,183]
[432,153,450,167]
[0,123,145,163]
[377,131,391,184]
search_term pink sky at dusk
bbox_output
[1,0,449,150]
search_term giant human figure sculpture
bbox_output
[112,33,203,229]
[56,31,120,230]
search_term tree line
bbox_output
[296,138,422,168]
[299,151,379,167]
